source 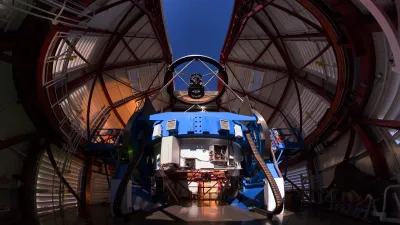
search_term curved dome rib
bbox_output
[37,0,172,144]
[219,0,349,146]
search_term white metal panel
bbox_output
[284,162,309,191]
[237,40,259,62]
[87,1,133,30]
[115,47,132,64]
[60,83,106,132]
[267,44,286,68]
[232,44,251,62]
[258,71,282,103]
[281,0,321,29]
[35,148,83,216]
[126,14,149,36]
[285,40,337,84]
[90,172,110,204]
[249,13,277,37]
[288,86,329,135]
[266,4,314,35]
[246,17,272,38]
[317,43,337,82]
[141,41,162,60]
[52,35,100,74]
[240,22,259,38]
[107,41,126,64]
[127,63,165,93]
[135,39,157,59]
[247,40,270,63]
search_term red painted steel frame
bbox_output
[220,0,389,175]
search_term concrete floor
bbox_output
[39,202,369,225]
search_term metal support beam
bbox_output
[113,86,161,109]
[122,38,139,61]
[343,128,356,161]
[86,6,141,138]
[283,176,311,200]
[57,24,114,35]
[226,63,247,92]
[63,38,91,64]
[230,87,297,134]
[144,63,166,92]
[45,146,82,201]
[133,0,172,62]
[352,124,389,179]
[293,77,303,133]
[277,32,325,39]
[67,59,164,92]
[252,41,272,63]
[87,0,130,17]
[219,75,288,106]
[357,119,400,130]
[232,88,276,109]
[253,11,298,127]
[103,58,164,71]
[267,77,292,124]
[270,3,323,32]
[299,43,331,70]
[294,74,333,103]
[227,59,287,73]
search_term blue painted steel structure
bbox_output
[89,107,304,215]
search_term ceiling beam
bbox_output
[299,43,331,70]
[270,3,324,32]
[219,75,288,106]
[131,0,172,62]
[63,38,91,64]
[253,10,298,127]
[292,77,303,133]
[253,41,273,63]
[57,24,114,35]
[227,59,287,73]
[221,1,277,63]
[293,74,333,103]
[267,77,292,124]
[87,5,140,137]
[343,128,356,161]
[356,119,400,130]
[122,38,140,61]
[103,58,164,71]
[277,32,325,39]
[226,63,247,93]
[67,58,164,92]
[144,63,166,92]
[232,88,276,109]
[113,86,161,109]
[88,0,130,17]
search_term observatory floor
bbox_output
[39,202,368,225]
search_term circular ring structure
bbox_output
[164,55,228,105]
